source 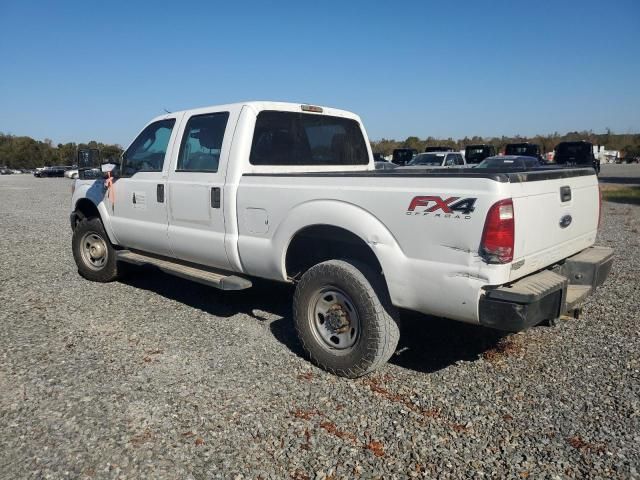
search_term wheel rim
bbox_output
[80,232,108,271]
[309,287,360,354]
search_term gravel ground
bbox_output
[1,174,639,479]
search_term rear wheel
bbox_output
[293,259,399,378]
[72,217,120,282]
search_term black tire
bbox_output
[72,217,120,282]
[293,259,400,378]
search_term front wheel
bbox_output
[72,217,120,282]
[293,259,400,378]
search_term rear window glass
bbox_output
[250,111,368,166]
[506,144,537,156]
[392,150,416,163]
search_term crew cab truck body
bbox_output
[70,101,613,377]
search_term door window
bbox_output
[177,112,230,172]
[121,119,176,177]
[444,155,456,166]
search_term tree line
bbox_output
[0,133,123,169]
[371,130,640,158]
[2,129,640,169]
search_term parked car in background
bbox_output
[424,145,455,153]
[464,144,496,165]
[405,152,466,168]
[64,168,79,179]
[619,156,640,164]
[391,148,417,166]
[374,160,398,170]
[0,168,14,175]
[554,141,600,173]
[35,166,72,177]
[475,155,543,169]
[505,142,544,161]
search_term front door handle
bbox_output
[211,187,221,208]
[157,184,165,203]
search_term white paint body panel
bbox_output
[71,101,600,325]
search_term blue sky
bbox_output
[0,0,638,146]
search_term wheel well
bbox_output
[72,199,100,228]
[285,225,383,281]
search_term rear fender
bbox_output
[272,199,407,297]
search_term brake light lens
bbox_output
[481,198,514,264]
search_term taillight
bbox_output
[481,198,514,264]
[597,185,602,229]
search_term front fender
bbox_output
[71,180,119,245]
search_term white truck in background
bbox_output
[70,101,613,377]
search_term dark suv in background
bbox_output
[554,141,600,174]
[391,148,417,166]
[505,142,544,161]
[34,166,72,177]
[464,144,496,165]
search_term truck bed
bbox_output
[236,166,598,323]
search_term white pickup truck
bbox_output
[70,101,613,377]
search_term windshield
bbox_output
[408,153,444,166]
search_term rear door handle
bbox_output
[211,187,221,208]
[157,184,165,203]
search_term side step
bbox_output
[116,250,252,291]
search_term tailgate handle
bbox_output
[560,186,571,202]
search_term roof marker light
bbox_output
[301,105,323,113]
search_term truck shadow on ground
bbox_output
[120,266,506,375]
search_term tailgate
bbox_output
[509,169,599,281]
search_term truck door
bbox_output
[109,117,180,256]
[166,109,236,271]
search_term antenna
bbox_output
[163,108,171,114]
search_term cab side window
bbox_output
[456,154,465,165]
[445,154,456,166]
[177,112,229,172]
[121,119,176,177]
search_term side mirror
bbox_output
[77,148,102,180]
[101,161,120,179]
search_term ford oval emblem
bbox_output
[559,214,572,228]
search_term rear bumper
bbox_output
[478,246,613,332]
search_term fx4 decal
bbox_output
[407,196,477,218]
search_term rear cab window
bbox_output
[249,111,368,166]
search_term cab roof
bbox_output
[154,101,361,123]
